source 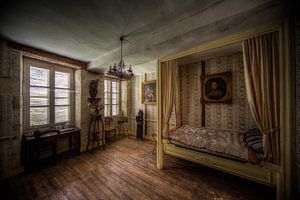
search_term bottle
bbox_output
[65,121,70,129]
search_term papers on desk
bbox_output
[59,127,77,133]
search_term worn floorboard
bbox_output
[0,138,275,200]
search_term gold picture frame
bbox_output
[142,80,156,104]
[201,72,232,103]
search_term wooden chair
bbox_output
[33,129,60,168]
[117,117,129,138]
[104,117,117,142]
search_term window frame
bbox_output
[23,57,75,131]
[104,79,120,117]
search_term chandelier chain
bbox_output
[106,36,134,80]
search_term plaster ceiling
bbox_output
[0,0,286,74]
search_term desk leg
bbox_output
[76,133,80,155]
[78,134,80,155]
[69,135,72,153]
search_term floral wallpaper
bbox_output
[179,52,256,133]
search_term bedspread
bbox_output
[169,125,248,160]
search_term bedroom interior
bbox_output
[0,0,299,199]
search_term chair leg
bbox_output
[69,136,72,151]
[117,124,121,138]
[126,123,129,138]
[53,143,57,165]
[36,150,40,170]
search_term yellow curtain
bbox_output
[161,60,179,138]
[174,64,181,129]
[242,32,280,164]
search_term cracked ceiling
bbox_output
[0,0,288,74]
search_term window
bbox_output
[54,71,71,123]
[29,66,50,126]
[104,80,120,117]
[24,58,74,129]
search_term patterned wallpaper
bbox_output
[128,53,256,138]
[0,41,21,178]
[179,63,202,127]
[179,53,257,132]
[0,41,12,78]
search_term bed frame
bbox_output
[156,20,294,200]
[164,139,279,186]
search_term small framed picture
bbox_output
[142,80,156,104]
[201,72,232,103]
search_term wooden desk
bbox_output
[22,128,80,170]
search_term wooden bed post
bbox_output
[201,61,205,127]
[157,59,164,169]
[278,19,295,200]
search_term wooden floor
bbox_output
[0,137,275,200]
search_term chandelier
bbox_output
[107,36,134,80]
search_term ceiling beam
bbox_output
[7,41,88,69]
[88,0,281,71]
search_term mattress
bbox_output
[168,125,249,161]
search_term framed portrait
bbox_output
[142,80,156,104]
[201,72,232,103]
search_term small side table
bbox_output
[87,114,105,152]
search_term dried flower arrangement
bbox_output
[88,98,104,115]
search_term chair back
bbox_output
[118,117,128,124]
[104,117,113,128]
[34,129,60,147]
[32,129,60,166]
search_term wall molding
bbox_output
[7,41,88,69]
[160,23,279,62]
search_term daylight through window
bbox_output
[25,58,74,129]
[104,80,120,117]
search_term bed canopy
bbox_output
[156,20,294,200]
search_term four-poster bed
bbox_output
[156,21,294,200]
[168,125,262,163]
